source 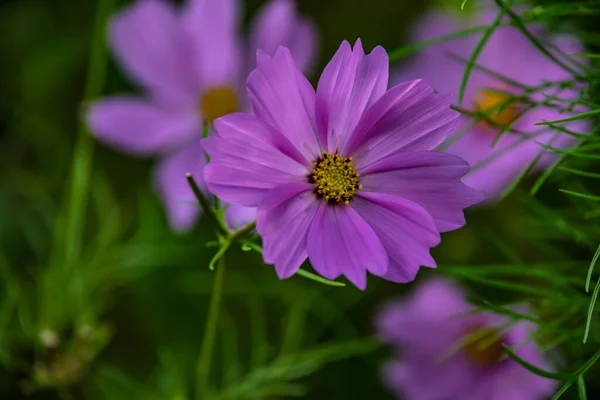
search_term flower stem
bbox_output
[228,221,256,242]
[186,173,229,236]
[53,0,115,266]
[196,255,227,400]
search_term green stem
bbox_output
[196,255,227,400]
[54,0,115,266]
[186,174,229,236]
[228,221,256,242]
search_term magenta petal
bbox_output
[391,12,480,100]
[377,278,471,352]
[306,204,388,290]
[247,47,321,159]
[315,39,389,153]
[87,97,199,156]
[213,112,309,166]
[347,79,459,166]
[248,0,317,74]
[257,183,318,279]
[359,151,482,232]
[109,0,197,99]
[224,204,257,231]
[181,0,241,86]
[352,193,440,283]
[153,140,206,232]
[204,114,310,207]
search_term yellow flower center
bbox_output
[474,88,520,129]
[310,152,362,204]
[199,86,238,123]
[462,327,505,367]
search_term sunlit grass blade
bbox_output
[443,270,567,298]
[279,298,311,355]
[552,349,600,400]
[502,345,568,379]
[220,311,241,387]
[388,25,489,61]
[457,8,505,104]
[470,299,584,340]
[502,133,560,199]
[583,275,600,343]
[586,245,600,292]
[247,298,269,369]
[241,240,346,287]
[53,0,116,267]
[295,269,346,287]
[536,142,600,160]
[571,53,600,59]
[536,108,600,125]
[547,124,600,142]
[445,52,531,89]
[539,37,590,73]
[529,157,563,196]
[559,167,600,180]
[577,376,588,400]
[559,189,600,202]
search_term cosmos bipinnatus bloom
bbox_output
[377,278,557,400]
[203,40,483,289]
[86,0,317,232]
[394,10,589,201]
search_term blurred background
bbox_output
[1,0,600,398]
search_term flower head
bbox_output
[377,278,557,400]
[394,11,590,201]
[86,0,317,232]
[204,40,482,289]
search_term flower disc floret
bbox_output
[310,152,362,204]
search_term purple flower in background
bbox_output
[87,0,317,232]
[377,278,557,400]
[203,40,482,289]
[394,11,589,201]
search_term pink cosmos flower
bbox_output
[377,278,557,400]
[203,40,483,289]
[86,0,317,231]
[394,10,589,201]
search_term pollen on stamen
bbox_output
[199,86,238,123]
[309,152,361,204]
[474,88,521,129]
[461,327,505,367]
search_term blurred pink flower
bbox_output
[394,10,589,201]
[87,0,317,231]
[377,278,557,400]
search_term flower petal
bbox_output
[352,193,440,283]
[315,39,389,153]
[109,0,197,99]
[376,278,472,354]
[224,204,257,231]
[204,113,310,207]
[181,0,241,86]
[153,140,206,232]
[87,96,200,156]
[390,12,481,100]
[306,204,388,290]
[248,0,318,74]
[247,47,321,159]
[359,151,482,232]
[257,183,318,279]
[347,79,459,167]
